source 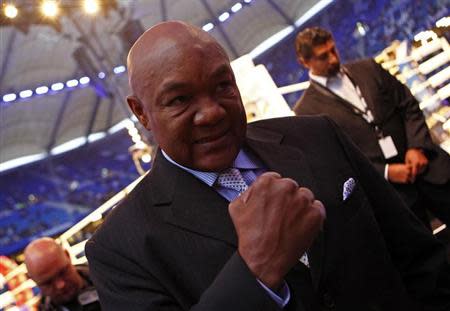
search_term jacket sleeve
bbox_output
[85,238,282,311]
[325,116,450,311]
[371,59,435,152]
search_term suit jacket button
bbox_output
[323,292,335,309]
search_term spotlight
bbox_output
[141,153,151,163]
[35,86,49,95]
[79,76,90,84]
[202,23,214,32]
[231,3,243,13]
[83,0,99,15]
[4,4,18,19]
[51,82,64,91]
[66,79,79,87]
[218,12,230,22]
[19,90,33,99]
[41,0,59,18]
[113,65,126,74]
[3,93,17,102]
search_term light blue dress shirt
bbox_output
[309,71,389,179]
[161,149,291,308]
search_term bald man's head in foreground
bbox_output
[127,21,247,172]
[24,237,83,304]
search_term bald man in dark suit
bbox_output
[86,21,450,311]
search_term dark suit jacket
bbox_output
[85,116,450,311]
[293,59,450,188]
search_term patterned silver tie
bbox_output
[217,168,248,193]
[217,167,309,267]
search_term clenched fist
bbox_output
[228,172,326,290]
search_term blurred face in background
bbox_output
[26,243,83,304]
[300,39,341,77]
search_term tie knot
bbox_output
[217,168,248,193]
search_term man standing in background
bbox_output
[294,27,450,229]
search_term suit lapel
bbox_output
[245,127,325,289]
[343,65,380,123]
[152,151,237,247]
[153,127,326,289]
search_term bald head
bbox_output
[25,237,83,304]
[127,21,228,99]
[24,237,67,277]
[125,21,246,171]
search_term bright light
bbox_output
[202,23,214,32]
[41,0,59,18]
[98,71,105,79]
[0,153,47,173]
[113,65,126,74]
[51,82,64,91]
[128,127,138,136]
[244,0,252,3]
[231,3,243,13]
[87,132,106,142]
[19,90,33,98]
[141,153,152,163]
[295,0,334,27]
[36,86,49,95]
[132,135,142,143]
[2,93,17,102]
[4,4,18,19]
[66,79,79,87]
[414,30,437,42]
[83,0,99,14]
[356,22,367,36]
[51,137,87,155]
[218,12,230,22]
[79,76,90,84]
[436,16,450,28]
[108,118,133,134]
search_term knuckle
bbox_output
[279,178,298,192]
[298,187,315,202]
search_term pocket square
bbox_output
[342,178,356,201]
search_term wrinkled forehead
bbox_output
[128,23,229,96]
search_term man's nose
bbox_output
[54,278,65,290]
[329,52,338,64]
[193,97,226,126]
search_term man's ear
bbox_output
[64,249,72,262]
[127,95,150,130]
[297,56,310,70]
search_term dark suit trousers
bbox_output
[417,179,450,226]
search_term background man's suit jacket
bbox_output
[86,116,450,311]
[294,59,450,189]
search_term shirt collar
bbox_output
[161,148,262,186]
[309,70,343,87]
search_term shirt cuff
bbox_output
[384,164,389,180]
[256,279,291,308]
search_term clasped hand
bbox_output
[228,172,326,291]
[388,148,428,184]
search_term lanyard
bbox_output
[319,69,385,138]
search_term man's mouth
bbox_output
[195,129,229,144]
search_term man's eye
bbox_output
[317,54,328,61]
[217,81,235,94]
[167,96,190,106]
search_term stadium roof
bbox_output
[0,0,330,172]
